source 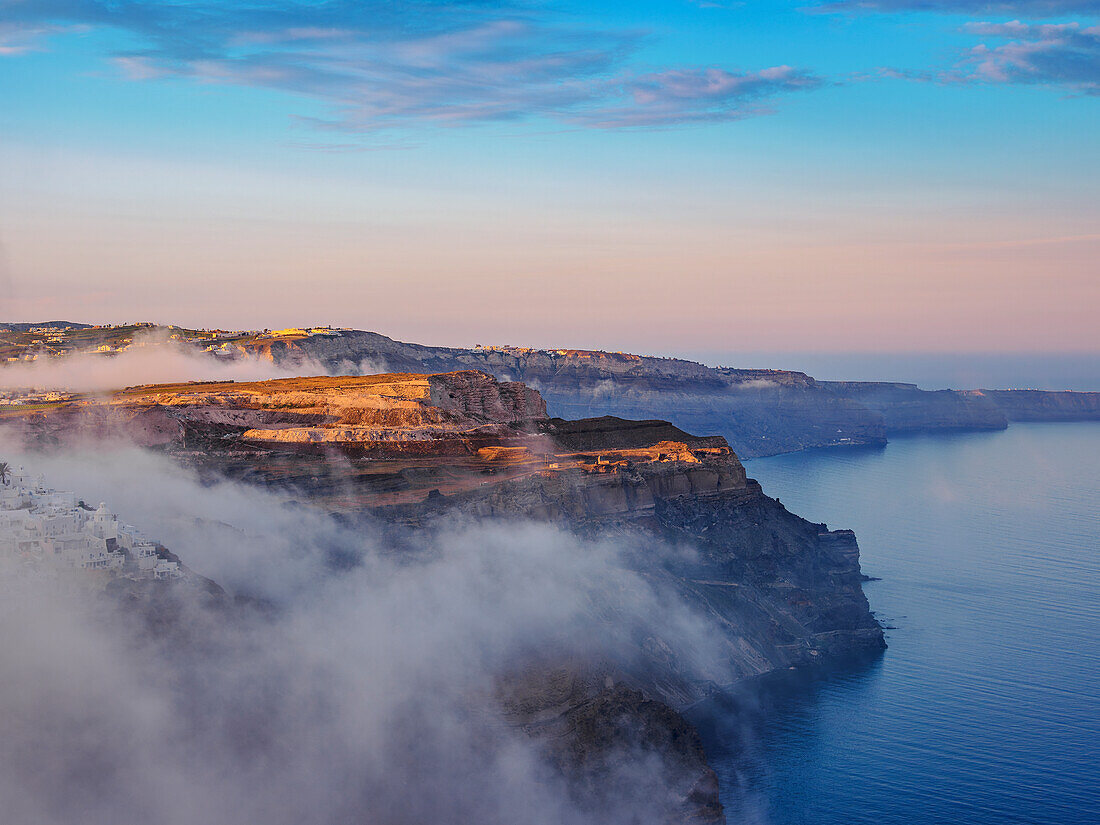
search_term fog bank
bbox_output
[0,438,732,824]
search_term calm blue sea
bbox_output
[703,422,1100,825]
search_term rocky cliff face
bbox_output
[0,369,885,822]
[10,372,886,689]
[6,371,546,454]
[381,452,883,702]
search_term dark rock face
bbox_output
[546,685,725,825]
[380,455,885,704]
[372,447,881,825]
[495,663,725,824]
[654,486,884,679]
[104,570,239,648]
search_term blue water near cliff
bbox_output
[706,422,1100,825]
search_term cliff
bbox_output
[0,369,885,822]
[979,389,1100,421]
[2,371,884,681]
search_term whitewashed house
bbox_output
[152,560,180,579]
[88,503,119,541]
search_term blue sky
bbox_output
[0,1,1097,353]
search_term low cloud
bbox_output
[0,339,311,392]
[6,354,253,392]
[0,437,735,823]
[732,378,781,391]
[0,331,389,393]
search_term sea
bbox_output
[701,422,1100,825]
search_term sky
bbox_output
[0,0,1097,356]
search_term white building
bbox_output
[88,503,119,541]
[153,560,180,579]
[0,467,173,579]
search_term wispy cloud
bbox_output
[575,66,825,128]
[686,0,746,9]
[0,1,820,133]
[813,1,1100,14]
[0,21,76,55]
[947,21,1100,92]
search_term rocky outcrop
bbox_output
[0,374,885,689]
[0,371,888,687]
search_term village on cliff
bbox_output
[0,464,180,581]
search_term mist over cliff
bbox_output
[0,332,341,392]
[0,438,736,825]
